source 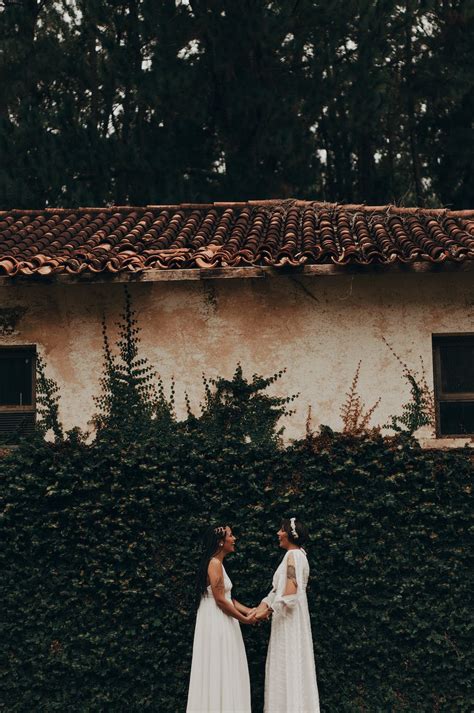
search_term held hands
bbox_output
[245,603,272,624]
[256,604,272,622]
[243,607,257,625]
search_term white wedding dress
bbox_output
[262,548,320,713]
[187,564,251,713]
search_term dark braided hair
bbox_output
[194,525,228,609]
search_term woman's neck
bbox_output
[213,549,226,563]
[285,543,300,551]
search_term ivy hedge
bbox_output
[0,293,472,712]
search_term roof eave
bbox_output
[1,260,473,286]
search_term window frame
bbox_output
[432,333,474,438]
[0,345,37,413]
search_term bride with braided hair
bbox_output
[186,524,254,713]
[248,517,320,713]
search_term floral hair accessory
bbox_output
[214,526,226,536]
[290,517,299,539]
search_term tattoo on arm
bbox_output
[287,564,297,585]
[213,575,225,592]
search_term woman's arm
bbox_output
[249,552,300,622]
[252,601,272,621]
[208,559,254,625]
[232,598,254,615]
[283,551,298,596]
[248,585,277,622]
[265,552,299,618]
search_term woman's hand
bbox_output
[247,602,271,623]
[241,609,258,625]
[255,606,272,622]
[233,599,256,616]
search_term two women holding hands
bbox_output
[187,518,320,713]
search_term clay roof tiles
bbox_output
[0,199,473,278]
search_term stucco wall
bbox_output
[0,271,473,446]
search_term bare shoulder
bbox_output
[208,557,223,574]
[208,557,225,591]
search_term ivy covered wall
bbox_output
[1,293,471,712]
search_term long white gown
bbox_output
[262,548,320,713]
[187,563,251,713]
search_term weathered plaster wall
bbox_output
[0,272,473,446]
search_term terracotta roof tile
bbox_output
[0,200,473,277]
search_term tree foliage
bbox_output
[0,1,472,209]
[0,295,471,711]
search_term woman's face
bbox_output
[277,526,289,549]
[221,526,236,555]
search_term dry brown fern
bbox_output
[340,361,381,436]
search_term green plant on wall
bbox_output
[36,353,64,442]
[94,287,161,436]
[198,365,296,447]
[383,338,436,436]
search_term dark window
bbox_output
[433,335,474,437]
[0,347,36,440]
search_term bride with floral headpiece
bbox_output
[187,524,255,712]
[248,517,320,713]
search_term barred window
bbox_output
[432,335,474,437]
